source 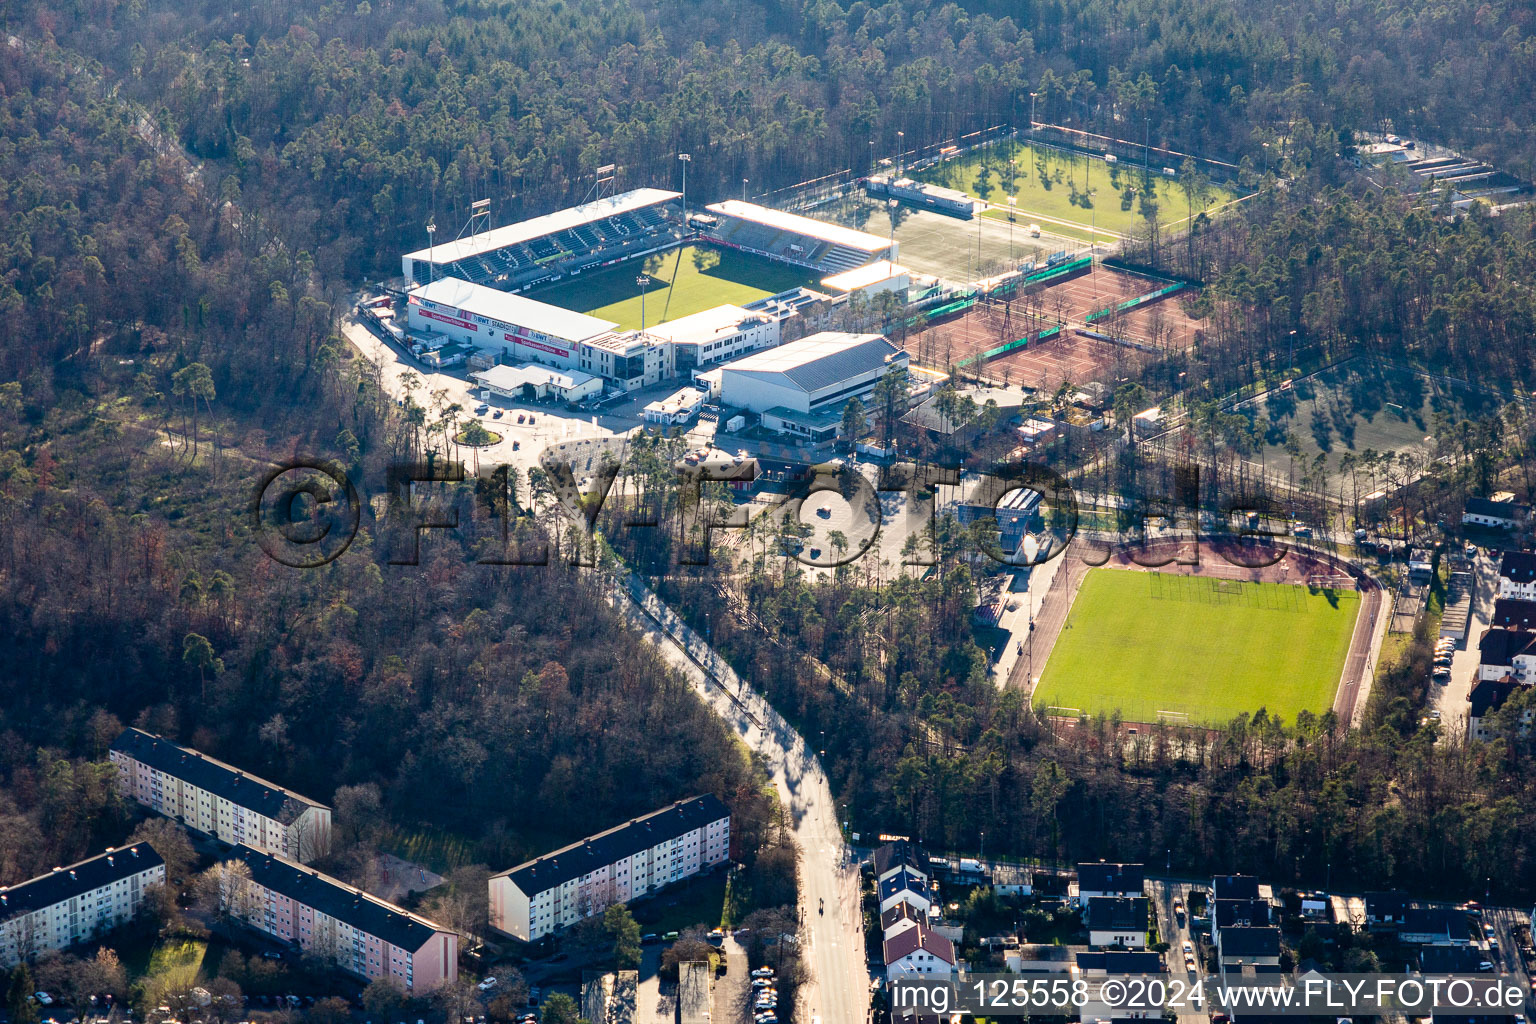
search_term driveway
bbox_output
[1431,549,1496,738]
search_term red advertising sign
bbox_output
[507,333,570,357]
[419,309,477,331]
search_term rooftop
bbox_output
[1075,951,1165,973]
[642,304,772,346]
[411,277,618,343]
[1213,874,1262,900]
[1479,627,1536,667]
[1499,550,1536,583]
[111,728,325,824]
[1215,898,1272,929]
[878,867,930,903]
[232,845,447,952]
[720,332,902,394]
[1086,895,1148,932]
[706,200,891,253]
[883,923,955,965]
[1218,926,1281,958]
[493,795,730,895]
[1468,496,1529,519]
[403,188,680,264]
[820,260,911,293]
[0,845,163,923]
[473,363,599,392]
[1491,598,1536,630]
[1077,862,1145,894]
[873,840,930,879]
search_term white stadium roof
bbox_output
[404,188,681,265]
[820,260,910,293]
[410,276,617,342]
[720,331,901,393]
[705,200,891,254]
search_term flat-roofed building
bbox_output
[408,277,617,372]
[110,729,331,863]
[718,332,909,440]
[819,261,912,302]
[488,796,731,941]
[0,844,164,967]
[472,363,604,403]
[643,304,784,377]
[226,846,457,992]
[580,330,669,390]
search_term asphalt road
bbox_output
[608,573,868,1024]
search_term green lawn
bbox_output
[1033,568,1359,726]
[909,140,1241,238]
[529,244,817,329]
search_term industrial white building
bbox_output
[718,331,909,441]
[0,844,164,967]
[641,304,783,377]
[488,795,730,942]
[407,277,617,373]
[472,363,603,403]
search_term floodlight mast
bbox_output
[678,153,691,220]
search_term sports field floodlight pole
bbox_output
[888,199,898,250]
[637,275,651,333]
[896,131,904,174]
[678,152,691,218]
[742,178,748,203]
[1029,92,1038,178]
[425,222,436,285]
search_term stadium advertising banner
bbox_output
[506,333,572,359]
[417,308,478,331]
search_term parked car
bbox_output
[751,968,775,979]
[477,978,499,993]
[642,933,660,944]
[494,410,504,419]
[475,404,490,415]
[34,993,54,1006]
[752,979,774,990]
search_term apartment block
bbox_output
[489,795,731,941]
[0,844,164,967]
[226,846,457,993]
[110,728,331,863]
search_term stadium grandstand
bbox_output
[701,200,896,275]
[401,188,682,290]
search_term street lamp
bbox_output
[678,152,692,218]
[425,222,436,284]
[742,178,749,203]
[636,275,651,332]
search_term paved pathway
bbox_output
[606,572,868,1024]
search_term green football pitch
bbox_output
[528,244,817,330]
[1032,568,1359,726]
[909,140,1242,239]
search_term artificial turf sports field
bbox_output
[1032,568,1359,726]
[909,140,1241,239]
[529,244,817,330]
